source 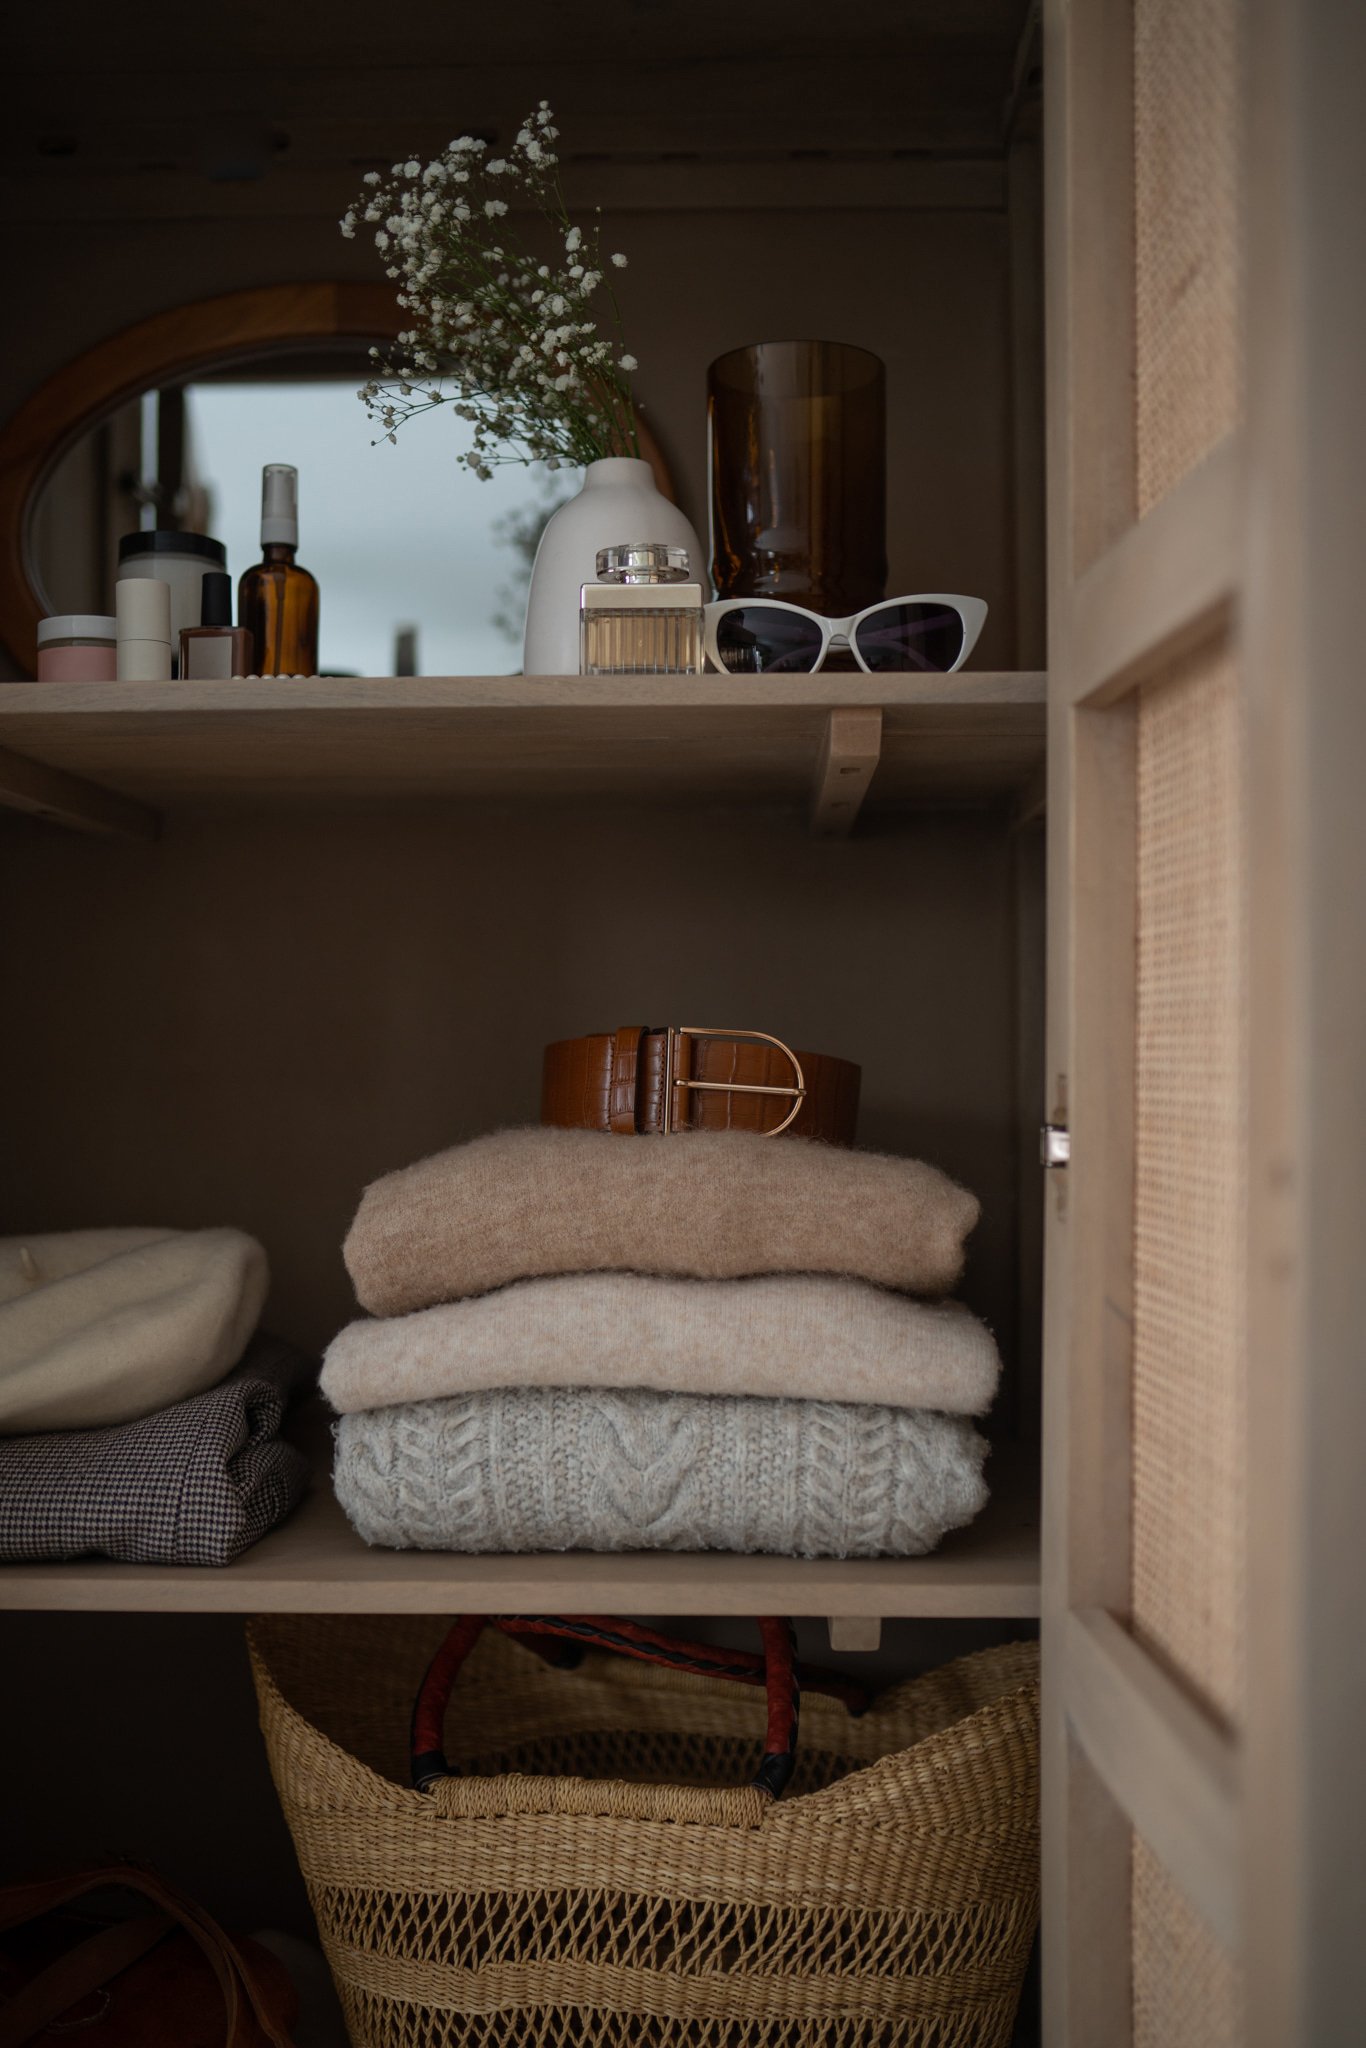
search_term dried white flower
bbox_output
[344,102,641,474]
[611,252,628,268]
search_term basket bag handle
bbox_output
[411,1614,868,1802]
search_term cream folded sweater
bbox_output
[321,1272,1000,1416]
[344,1127,980,1316]
[334,1387,989,1559]
[0,1227,269,1433]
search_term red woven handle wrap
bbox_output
[411,1615,868,1801]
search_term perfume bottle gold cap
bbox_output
[595,542,691,584]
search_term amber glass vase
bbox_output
[708,340,887,614]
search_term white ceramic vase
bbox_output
[522,456,705,676]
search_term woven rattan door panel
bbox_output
[1134,0,1241,513]
[1133,1836,1242,2048]
[1132,644,1246,1726]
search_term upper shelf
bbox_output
[0,674,1046,838]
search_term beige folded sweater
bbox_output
[344,1127,979,1316]
[321,1272,1000,1416]
[0,1227,269,1433]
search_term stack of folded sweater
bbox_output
[324,1127,1001,1560]
[0,1228,313,1566]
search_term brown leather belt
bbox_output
[541,1026,860,1145]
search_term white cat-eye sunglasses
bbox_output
[703,594,987,675]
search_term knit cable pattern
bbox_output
[334,1386,987,1559]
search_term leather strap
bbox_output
[0,1866,294,2048]
[0,1912,173,2046]
[607,1024,645,1135]
[542,1027,860,1146]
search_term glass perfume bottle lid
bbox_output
[595,543,692,585]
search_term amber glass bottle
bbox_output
[237,464,319,677]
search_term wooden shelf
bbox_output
[0,674,1045,831]
[0,1418,1038,1618]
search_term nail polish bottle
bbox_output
[179,571,253,680]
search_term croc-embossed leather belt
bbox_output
[541,1027,860,1145]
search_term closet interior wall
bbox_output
[0,0,1047,1970]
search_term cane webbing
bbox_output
[250,1618,1039,2047]
[1132,1836,1241,2047]
[1134,0,1241,513]
[1132,643,1247,1726]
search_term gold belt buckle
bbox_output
[661,1027,807,1136]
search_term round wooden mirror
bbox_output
[0,282,675,677]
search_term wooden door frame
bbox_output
[1041,0,1243,2039]
[1045,0,1366,2040]
[1241,0,1366,2039]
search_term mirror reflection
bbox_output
[30,356,579,676]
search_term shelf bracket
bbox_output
[827,1616,883,1653]
[0,743,159,843]
[1010,756,1048,831]
[809,707,882,837]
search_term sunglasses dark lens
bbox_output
[713,606,826,674]
[852,602,966,672]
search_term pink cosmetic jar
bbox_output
[36,615,117,682]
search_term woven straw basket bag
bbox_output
[248,1613,1039,2047]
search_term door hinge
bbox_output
[1039,1123,1070,1168]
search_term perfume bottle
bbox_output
[237,465,320,677]
[580,544,704,676]
[179,571,253,679]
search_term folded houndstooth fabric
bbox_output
[0,1335,315,1566]
[333,1387,989,1559]
[322,1273,1000,1417]
[344,1127,980,1316]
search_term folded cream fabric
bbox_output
[321,1272,999,1416]
[334,1386,989,1559]
[344,1127,980,1316]
[0,1227,270,1433]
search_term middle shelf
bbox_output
[0,1412,1040,1620]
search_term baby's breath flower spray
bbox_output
[342,103,642,474]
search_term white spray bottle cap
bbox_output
[260,463,298,547]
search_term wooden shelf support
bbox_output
[827,1616,884,1653]
[809,706,883,836]
[0,742,159,843]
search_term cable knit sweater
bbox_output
[333,1388,989,1559]
[321,1273,1000,1416]
[344,1127,980,1316]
